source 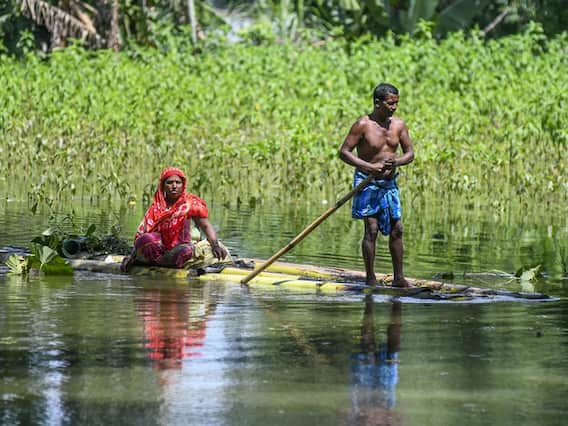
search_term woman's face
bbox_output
[163,175,183,202]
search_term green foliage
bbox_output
[516,264,542,281]
[5,254,28,275]
[474,0,568,37]
[516,264,542,292]
[4,219,132,276]
[0,0,28,56]
[238,21,277,44]
[2,1,567,57]
[78,224,133,256]
[436,0,492,34]
[6,243,74,276]
[31,226,68,252]
[0,29,566,213]
[29,243,61,271]
[383,0,440,34]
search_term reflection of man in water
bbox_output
[348,296,404,426]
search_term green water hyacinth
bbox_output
[4,221,131,276]
[6,243,74,276]
[0,27,566,213]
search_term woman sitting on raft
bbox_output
[121,167,229,272]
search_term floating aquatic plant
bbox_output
[4,222,132,276]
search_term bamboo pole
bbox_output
[240,174,374,285]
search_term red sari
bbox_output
[134,167,209,266]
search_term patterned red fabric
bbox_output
[135,167,208,250]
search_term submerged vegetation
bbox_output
[0,26,566,212]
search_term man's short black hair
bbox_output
[373,83,399,102]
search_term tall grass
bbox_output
[0,26,566,213]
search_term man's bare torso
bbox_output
[356,115,403,178]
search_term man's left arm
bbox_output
[394,123,415,167]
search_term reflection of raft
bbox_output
[66,256,555,302]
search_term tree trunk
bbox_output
[187,0,197,45]
[108,0,121,50]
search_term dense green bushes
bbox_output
[0,27,566,211]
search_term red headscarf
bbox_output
[135,167,208,250]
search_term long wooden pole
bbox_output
[241,174,373,285]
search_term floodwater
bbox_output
[1,198,567,426]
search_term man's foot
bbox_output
[120,256,135,273]
[366,278,380,287]
[391,278,411,288]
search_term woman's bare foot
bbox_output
[391,278,411,288]
[120,256,135,273]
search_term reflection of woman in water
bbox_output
[137,287,214,370]
[348,296,404,426]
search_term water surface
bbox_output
[1,199,567,425]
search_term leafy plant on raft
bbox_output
[434,264,543,287]
[5,223,132,276]
[515,264,544,293]
[6,243,73,276]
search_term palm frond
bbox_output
[20,0,105,48]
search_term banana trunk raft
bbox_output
[66,255,556,302]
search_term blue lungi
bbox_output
[350,345,399,410]
[352,170,401,236]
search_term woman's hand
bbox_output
[194,216,228,261]
[210,241,228,260]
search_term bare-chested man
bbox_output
[339,83,414,287]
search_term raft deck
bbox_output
[66,255,555,302]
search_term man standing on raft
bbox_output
[339,83,415,287]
